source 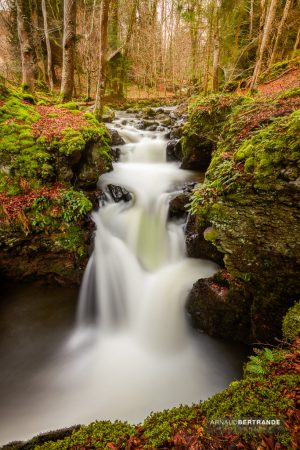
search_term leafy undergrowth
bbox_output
[0,85,112,281]
[0,86,111,194]
[4,338,299,450]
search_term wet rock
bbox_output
[181,134,214,170]
[111,147,121,162]
[102,108,115,123]
[146,125,158,131]
[143,119,159,128]
[186,276,251,342]
[185,215,224,265]
[166,139,182,161]
[142,107,156,118]
[156,125,167,132]
[108,129,125,146]
[76,143,112,190]
[107,184,132,203]
[168,183,197,220]
[168,193,189,219]
[135,120,146,130]
[170,127,183,140]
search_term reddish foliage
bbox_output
[239,67,300,98]
[257,68,300,98]
[236,97,300,141]
[0,183,65,222]
[195,96,234,114]
[32,105,89,141]
[210,281,228,296]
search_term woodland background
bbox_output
[0,0,299,108]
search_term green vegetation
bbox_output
[0,87,112,283]
[0,86,112,193]
[258,56,300,83]
[282,302,300,342]
[143,405,203,448]
[33,421,136,450]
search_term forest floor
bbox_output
[239,66,300,98]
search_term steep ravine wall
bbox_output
[180,91,300,343]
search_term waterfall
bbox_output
[0,110,245,445]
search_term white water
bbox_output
[0,113,244,446]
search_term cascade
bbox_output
[0,110,244,445]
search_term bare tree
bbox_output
[250,0,279,90]
[61,0,76,99]
[269,0,292,67]
[15,0,38,91]
[94,0,111,118]
[42,0,54,90]
[212,4,220,92]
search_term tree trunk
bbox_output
[31,3,46,82]
[212,8,220,92]
[15,0,38,91]
[249,0,254,38]
[269,0,292,67]
[250,0,278,91]
[292,26,300,58]
[42,0,54,91]
[61,0,76,100]
[203,3,214,94]
[94,0,111,118]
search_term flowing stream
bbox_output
[0,111,246,445]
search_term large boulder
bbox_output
[181,133,214,170]
[166,139,182,161]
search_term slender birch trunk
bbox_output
[269,0,292,67]
[250,0,278,90]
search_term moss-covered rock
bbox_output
[0,86,112,284]
[180,94,243,170]
[0,188,94,284]
[186,90,300,343]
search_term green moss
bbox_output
[57,101,79,110]
[183,93,242,146]
[234,110,300,189]
[203,227,219,243]
[244,156,254,173]
[282,302,300,342]
[55,224,87,257]
[47,112,59,118]
[27,190,92,233]
[258,56,300,83]
[0,97,40,123]
[57,190,93,221]
[34,421,136,450]
[278,86,300,99]
[59,128,86,155]
[201,345,297,447]
[143,405,203,448]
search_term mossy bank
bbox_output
[0,86,112,284]
[182,83,300,343]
